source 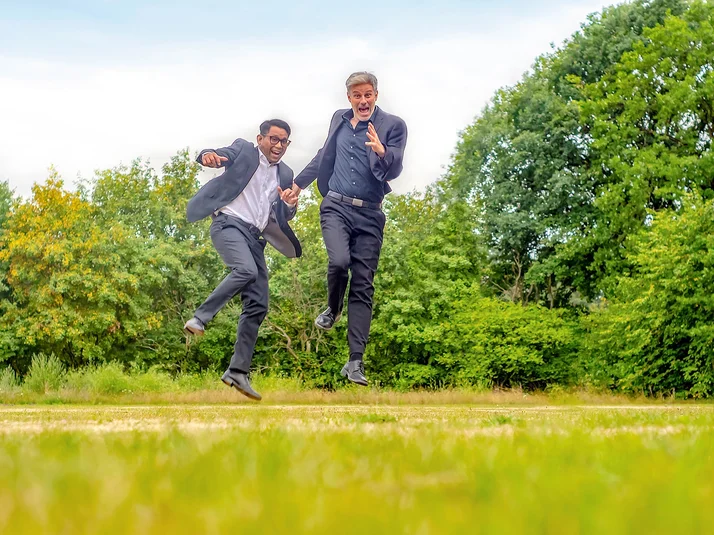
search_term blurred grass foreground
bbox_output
[0,403,713,533]
[1,359,713,534]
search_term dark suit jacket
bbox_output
[294,106,408,196]
[186,139,302,258]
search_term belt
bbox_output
[327,191,382,210]
[212,211,262,239]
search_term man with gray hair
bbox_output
[292,72,408,385]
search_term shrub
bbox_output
[585,199,714,398]
[0,366,19,392]
[24,353,66,393]
[435,294,583,389]
[65,362,131,395]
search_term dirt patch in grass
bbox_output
[0,405,710,436]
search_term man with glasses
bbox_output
[184,119,300,400]
[291,72,408,386]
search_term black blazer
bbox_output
[186,139,301,258]
[294,106,408,196]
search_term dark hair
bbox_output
[259,119,291,137]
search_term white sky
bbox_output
[0,1,613,198]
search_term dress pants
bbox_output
[319,195,386,355]
[194,213,268,373]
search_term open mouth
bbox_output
[358,106,370,116]
[270,148,282,158]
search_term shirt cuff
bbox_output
[284,200,296,209]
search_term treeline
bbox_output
[1,0,713,397]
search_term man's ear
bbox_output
[256,134,263,144]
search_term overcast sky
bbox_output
[0,0,617,198]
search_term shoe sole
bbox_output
[221,378,262,401]
[340,365,368,387]
[183,326,205,337]
[314,319,333,331]
[314,314,341,331]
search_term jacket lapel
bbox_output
[246,147,260,178]
[367,108,387,169]
[325,110,347,148]
[277,162,292,189]
[372,107,386,138]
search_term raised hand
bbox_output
[366,122,385,158]
[278,186,299,206]
[201,152,229,168]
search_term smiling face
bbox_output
[347,83,378,122]
[257,126,290,164]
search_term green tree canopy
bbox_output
[443,0,688,303]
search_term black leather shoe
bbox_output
[341,360,368,386]
[221,370,262,401]
[184,317,205,336]
[314,307,341,331]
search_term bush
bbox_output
[370,284,583,390]
[65,362,131,395]
[585,198,714,398]
[130,367,176,393]
[435,294,583,389]
[24,353,66,393]
[0,366,19,393]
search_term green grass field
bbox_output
[0,401,712,534]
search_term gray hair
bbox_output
[345,72,378,92]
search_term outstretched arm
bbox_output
[196,138,245,168]
[293,148,323,191]
[293,110,342,191]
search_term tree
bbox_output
[0,175,162,367]
[88,151,231,371]
[0,181,16,363]
[585,196,714,398]
[368,191,487,386]
[443,0,688,303]
[0,180,13,230]
[574,1,714,294]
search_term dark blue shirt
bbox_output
[328,108,384,203]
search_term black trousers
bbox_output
[194,213,268,373]
[320,195,386,356]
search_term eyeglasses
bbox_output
[266,135,291,147]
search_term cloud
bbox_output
[0,1,609,198]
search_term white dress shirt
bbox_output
[219,149,279,232]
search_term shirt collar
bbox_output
[257,147,278,166]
